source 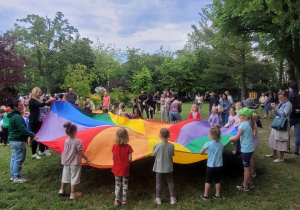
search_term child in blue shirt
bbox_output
[199,126,223,200]
[229,107,255,192]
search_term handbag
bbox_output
[217,105,224,113]
[271,116,287,130]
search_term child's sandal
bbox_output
[121,201,128,207]
[199,194,208,200]
[236,184,249,192]
[114,201,120,207]
[213,194,222,199]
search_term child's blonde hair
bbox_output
[209,125,221,142]
[191,104,199,112]
[211,106,218,113]
[116,128,129,145]
[250,113,259,136]
[160,128,170,140]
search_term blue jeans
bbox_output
[169,112,182,124]
[10,141,27,178]
[197,103,203,112]
[289,118,300,153]
[264,106,268,116]
[221,112,229,126]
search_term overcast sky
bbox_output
[0,0,211,53]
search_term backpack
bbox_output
[290,93,300,114]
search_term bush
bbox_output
[110,87,138,107]
[89,93,103,107]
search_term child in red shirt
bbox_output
[188,104,201,120]
[112,128,133,207]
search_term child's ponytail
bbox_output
[63,121,77,136]
[209,125,222,142]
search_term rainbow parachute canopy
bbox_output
[37,101,237,168]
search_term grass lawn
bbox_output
[0,103,299,209]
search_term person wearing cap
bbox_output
[288,83,300,155]
[229,107,255,192]
[266,90,292,161]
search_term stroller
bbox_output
[243,98,263,128]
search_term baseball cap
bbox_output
[236,107,253,118]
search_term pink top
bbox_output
[160,98,165,105]
[61,137,83,166]
[103,96,110,107]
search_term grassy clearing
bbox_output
[0,103,299,209]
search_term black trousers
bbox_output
[30,122,46,154]
[0,128,8,145]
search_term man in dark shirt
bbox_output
[66,88,77,105]
[169,88,178,104]
[204,91,219,115]
[138,91,147,117]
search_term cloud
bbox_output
[0,0,211,52]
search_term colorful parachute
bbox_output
[37,101,237,168]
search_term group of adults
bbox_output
[204,90,234,126]
[138,88,180,123]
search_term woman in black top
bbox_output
[29,87,53,159]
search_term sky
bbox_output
[0,0,212,53]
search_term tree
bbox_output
[131,66,152,94]
[209,0,300,86]
[0,33,28,105]
[158,51,209,96]
[12,11,78,93]
[60,64,97,98]
[91,41,121,90]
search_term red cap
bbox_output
[5,107,11,112]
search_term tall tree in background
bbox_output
[12,11,78,93]
[60,64,97,98]
[209,0,300,86]
[0,33,27,104]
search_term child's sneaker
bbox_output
[170,196,176,204]
[45,150,51,156]
[236,184,249,192]
[31,154,41,159]
[199,194,208,200]
[38,151,46,156]
[114,201,120,207]
[213,194,222,199]
[121,201,128,207]
[70,192,82,199]
[155,198,161,205]
[252,170,256,178]
[248,183,255,189]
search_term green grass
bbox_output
[0,103,299,209]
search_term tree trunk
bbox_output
[240,51,246,100]
[46,73,51,94]
[293,37,300,87]
[287,57,296,82]
[278,61,283,89]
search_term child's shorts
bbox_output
[62,165,82,185]
[205,166,222,184]
[241,152,253,167]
